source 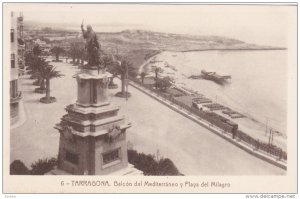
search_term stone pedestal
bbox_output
[48,67,142,175]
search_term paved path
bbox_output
[128,80,286,170]
[113,81,285,175]
[11,60,285,175]
[11,61,79,167]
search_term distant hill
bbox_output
[95,29,285,70]
[97,29,285,52]
[24,23,286,70]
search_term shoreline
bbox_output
[128,78,287,170]
[142,48,287,60]
[180,47,287,52]
[138,50,287,148]
[140,47,287,69]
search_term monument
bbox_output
[47,24,142,175]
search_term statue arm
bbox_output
[81,25,87,38]
[81,24,84,32]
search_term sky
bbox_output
[6,3,297,47]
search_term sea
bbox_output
[143,50,288,134]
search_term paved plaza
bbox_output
[11,60,285,175]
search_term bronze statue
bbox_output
[81,23,101,67]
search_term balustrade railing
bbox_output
[129,77,287,161]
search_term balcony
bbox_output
[10,91,22,104]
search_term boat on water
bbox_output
[201,70,231,85]
[189,70,231,85]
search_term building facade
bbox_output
[10,12,24,125]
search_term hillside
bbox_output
[96,29,285,70]
[25,24,285,71]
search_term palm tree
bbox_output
[32,45,42,57]
[112,56,134,98]
[24,51,34,69]
[50,46,65,62]
[140,72,147,84]
[30,56,46,81]
[120,60,131,97]
[102,55,112,69]
[69,41,85,65]
[26,53,38,78]
[78,46,86,66]
[154,66,163,89]
[102,55,117,89]
[80,48,86,66]
[28,45,42,79]
[33,58,49,93]
[156,77,172,91]
[68,44,77,64]
[36,63,64,103]
[107,67,119,89]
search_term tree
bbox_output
[68,43,77,63]
[24,51,34,67]
[32,45,42,57]
[104,55,118,89]
[120,59,131,97]
[157,158,180,176]
[140,71,147,84]
[33,58,49,93]
[30,56,43,73]
[127,149,182,176]
[113,56,134,98]
[69,41,85,65]
[36,63,64,103]
[10,160,30,175]
[102,55,113,69]
[10,158,57,175]
[50,46,65,62]
[156,77,172,91]
[78,46,86,66]
[27,45,42,79]
[30,158,57,175]
[153,66,163,89]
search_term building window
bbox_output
[10,80,18,98]
[11,54,15,68]
[102,149,120,165]
[65,151,79,165]
[19,25,23,38]
[11,29,14,43]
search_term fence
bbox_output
[129,77,287,161]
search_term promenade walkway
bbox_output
[11,60,285,175]
[127,80,287,170]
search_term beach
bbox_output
[139,50,287,149]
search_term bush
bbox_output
[10,151,182,176]
[128,149,182,176]
[10,160,30,175]
[157,158,180,176]
[30,158,57,175]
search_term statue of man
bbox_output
[81,23,101,66]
